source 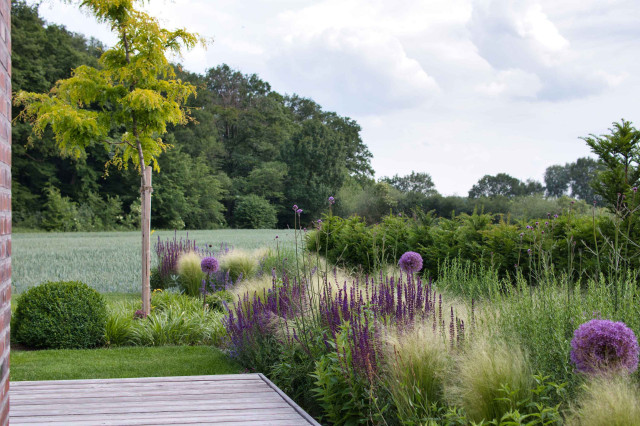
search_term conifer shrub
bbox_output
[13,281,107,349]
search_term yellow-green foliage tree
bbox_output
[15,0,204,313]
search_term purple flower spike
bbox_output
[398,251,423,274]
[201,256,219,274]
[570,319,639,375]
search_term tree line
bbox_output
[11,0,372,230]
[12,1,639,231]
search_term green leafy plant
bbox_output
[13,280,107,349]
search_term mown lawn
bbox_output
[11,346,242,381]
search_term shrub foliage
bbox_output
[13,281,107,349]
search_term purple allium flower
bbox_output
[554,214,559,219]
[398,251,423,274]
[296,208,303,214]
[201,256,219,274]
[328,196,335,204]
[535,221,539,226]
[519,232,524,237]
[570,319,639,375]
[292,204,298,211]
[633,187,638,193]
[527,249,532,255]
[317,219,322,224]
[545,222,549,226]
[526,225,533,230]
[134,309,147,320]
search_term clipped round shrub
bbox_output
[570,319,639,375]
[13,281,107,349]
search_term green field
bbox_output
[12,229,295,293]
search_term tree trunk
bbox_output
[141,166,152,315]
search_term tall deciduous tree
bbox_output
[14,0,203,314]
[468,173,542,199]
[381,171,437,195]
[582,119,640,212]
[544,164,570,197]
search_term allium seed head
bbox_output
[201,256,219,274]
[398,251,423,274]
[570,319,639,375]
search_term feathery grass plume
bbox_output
[385,324,451,423]
[176,251,204,296]
[445,335,534,423]
[219,249,258,282]
[567,376,640,426]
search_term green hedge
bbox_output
[307,210,627,281]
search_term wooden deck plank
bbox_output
[12,374,261,386]
[10,378,267,392]
[10,401,292,417]
[14,420,310,426]
[10,407,298,423]
[10,382,272,397]
[12,391,281,404]
[10,374,320,425]
[11,411,307,424]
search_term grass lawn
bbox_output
[11,346,242,381]
[12,229,295,293]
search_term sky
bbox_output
[27,0,640,195]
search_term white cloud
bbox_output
[468,0,617,101]
[477,69,542,99]
[268,27,438,114]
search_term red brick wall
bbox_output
[0,0,9,424]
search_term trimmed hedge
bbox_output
[13,281,107,349]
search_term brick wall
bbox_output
[0,0,9,424]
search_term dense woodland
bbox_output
[11,1,607,231]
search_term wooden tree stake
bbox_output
[141,166,153,315]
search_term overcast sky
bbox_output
[28,0,640,195]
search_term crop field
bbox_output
[12,229,295,293]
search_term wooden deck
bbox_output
[10,373,321,425]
